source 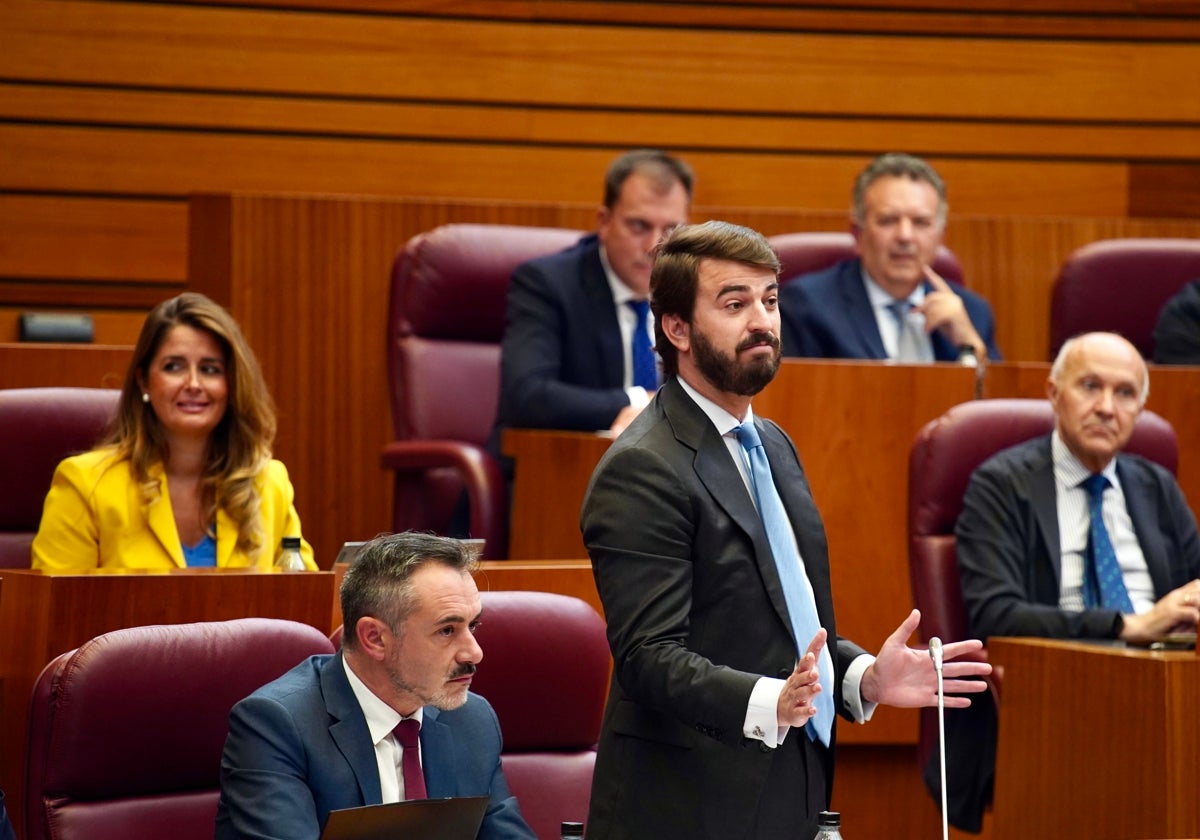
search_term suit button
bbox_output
[759,742,772,753]
[777,668,791,678]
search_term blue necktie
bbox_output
[736,420,834,746]
[628,300,658,391]
[1080,474,1134,614]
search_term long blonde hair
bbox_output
[108,293,277,557]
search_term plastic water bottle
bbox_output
[814,811,844,839]
[560,821,584,839]
[275,536,306,571]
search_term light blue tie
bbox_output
[627,300,658,391]
[886,299,923,362]
[1080,474,1134,613]
[736,420,835,745]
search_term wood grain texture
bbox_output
[4,2,1199,122]
[0,343,132,389]
[990,638,1200,839]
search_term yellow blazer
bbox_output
[31,447,316,572]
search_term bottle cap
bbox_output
[817,811,841,827]
[282,536,302,550]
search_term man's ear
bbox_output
[1045,376,1059,406]
[663,313,690,354]
[354,617,390,662]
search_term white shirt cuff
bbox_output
[625,386,651,409]
[744,677,790,748]
[843,653,877,723]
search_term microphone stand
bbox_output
[929,638,948,840]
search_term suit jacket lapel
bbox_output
[1117,456,1172,596]
[840,261,888,359]
[581,241,625,388]
[660,380,802,649]
[418,706,456,798]
[1028,439,1063,587]
[322,654,384,805]
[144,462,185,568]
[214,506,238,567]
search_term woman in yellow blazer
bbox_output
[32,293,315,571]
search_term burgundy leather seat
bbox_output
[907,398,1177,776]
[1049,238,1200,359]
[0,387,119,568]
[769,231,963,285]
[382,223,585,559]
[470,590,608,840]
[24,618,334,840]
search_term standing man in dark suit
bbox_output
[581,221,991,839]
[943,331,1200,831]
[489,149,693,457]
[215,532,535,840]
[780,153,1000,363]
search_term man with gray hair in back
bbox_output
[780,152,1000,363]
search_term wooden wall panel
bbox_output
[0,195,185,282]
[3,0,1199,332]
[4,2,1200,122]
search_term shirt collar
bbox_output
[677,376,751,437]
[599,244,642,306]
[861,267,926,310]
[342,655,424,746]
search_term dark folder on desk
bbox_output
[319,795,488,840]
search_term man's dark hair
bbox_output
[603,149,694,209]
[650,221,780,376]
[339,532,479,649]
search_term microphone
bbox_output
[928,637,949,840]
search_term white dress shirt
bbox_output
[1051,432,1155,613]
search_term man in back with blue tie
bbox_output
[488,149,692,459]
[946,331,1200,831]
[580,220,991,840]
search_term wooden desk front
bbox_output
[0,568,335,832]
[990,637,1199,840]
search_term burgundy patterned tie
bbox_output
[394,718,427,800]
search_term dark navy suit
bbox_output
[779,258,1001,361]
[489,234,632,464]
[215,653,533,840]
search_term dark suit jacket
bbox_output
[937,435,1200,831]
[214,653,533,840]
[580,376,868,840]
[779,258,1001,361]
[1153,278,1200,365]
[489,234,632,465]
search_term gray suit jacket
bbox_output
[215,653,533,840]
[581,376,867,840]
